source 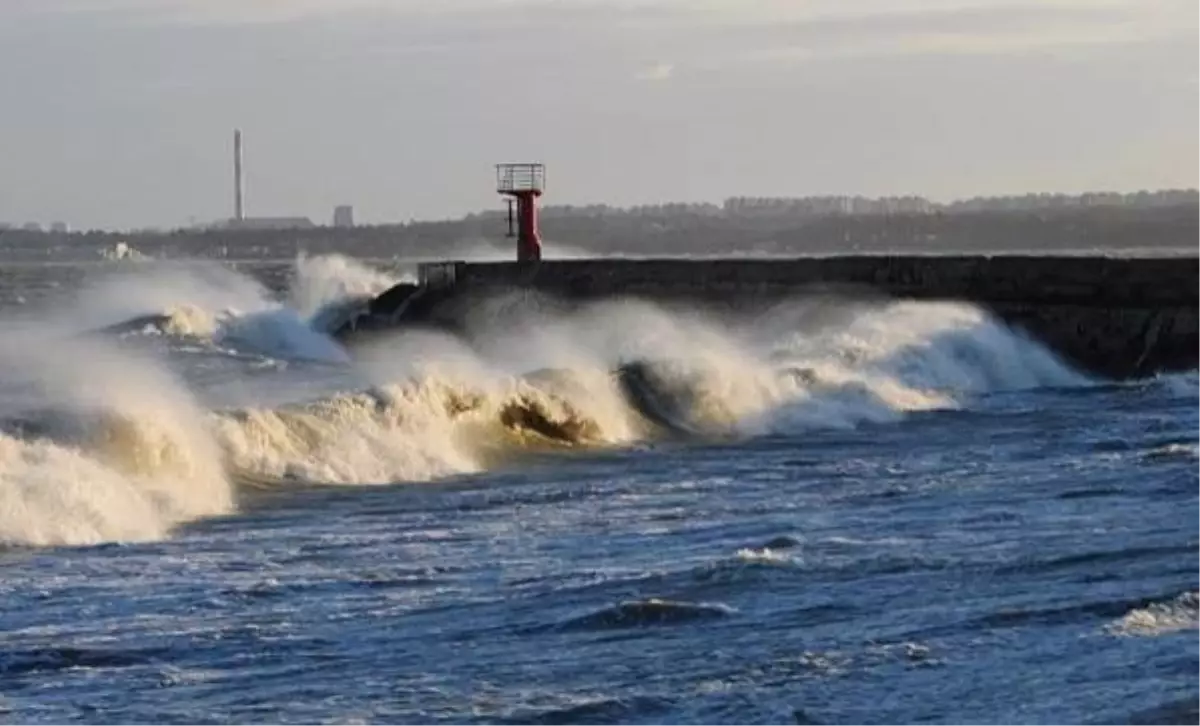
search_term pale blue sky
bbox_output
[1,0,1196,230]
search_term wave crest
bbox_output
[0,339,232,547]
[1106,591,1199,637]
[214,371,632,486]
[0,254,1098,545]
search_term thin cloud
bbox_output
[634,62,675,81]
[743,24,1180,65]
[13,0,1160,26]
[715,0,1193,68]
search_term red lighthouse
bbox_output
[496,163,544,263]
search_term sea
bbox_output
[0,250,1195,725]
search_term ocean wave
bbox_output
[496,694,674,725]
[1105,591,1199,637]
[0,339,232,547]
[79,254,380,364]
[288,252,410,321]
[205,290,1081,488]
[0,255,1095,546]
[0,645,166,676]
[212,369,640,486]
[558,598,735,631]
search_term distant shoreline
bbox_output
[0,199,1195,263]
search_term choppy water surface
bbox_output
[0,256,1194,725]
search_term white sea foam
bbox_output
[451,296,1082,437]
[65,256,372,364]
[0,255,1095,544]
[67,259,272,335]
[213,365,638,486]
[1106,592,1199,636]
[0,336,232,546]
[288,253,410,322]
[205,293,1087,488]
[734,547,795,564]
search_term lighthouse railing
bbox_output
[496,163,545,193]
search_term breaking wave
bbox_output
[212,372,633,486]
[201,293,1083,491]
[0,337,232,547]
[72,253,399,364]
[287,251,409,322]
[0,255,1092,546]
[1106,591,1199,637]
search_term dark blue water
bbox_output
[0,259,1195,725]
[1,378,1195,724]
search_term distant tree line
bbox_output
[0,190,1195,262]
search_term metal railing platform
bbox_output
[496,163,545,193]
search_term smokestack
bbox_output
[233,129,244,221]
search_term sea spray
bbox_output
[81,265,1091,492]
[212,371,629,485]
[261,295,1087,477]
[216,308,352,365]
[352,325,647,445]
[750,300,1085,432]
[59,255,381,363]
[212,318,657,485]
[0,335,232,546]
[782,301,1087,393]
[459,296,1083,436]
[64,259,273,335]
[288,253,411,322]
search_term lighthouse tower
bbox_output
[495,163,545,263]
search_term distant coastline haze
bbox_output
[0,0,1195,231]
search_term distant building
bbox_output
[50,221,70,233]
[21,222,42,232]
[333,205,354,228]
[221,216,315,231]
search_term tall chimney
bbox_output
[233,129,244,221]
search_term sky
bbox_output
[0,0,1196,230]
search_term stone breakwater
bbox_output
[343,255,1198,379]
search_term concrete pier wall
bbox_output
[384,255,1199,379]
[440,256,1192,307]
